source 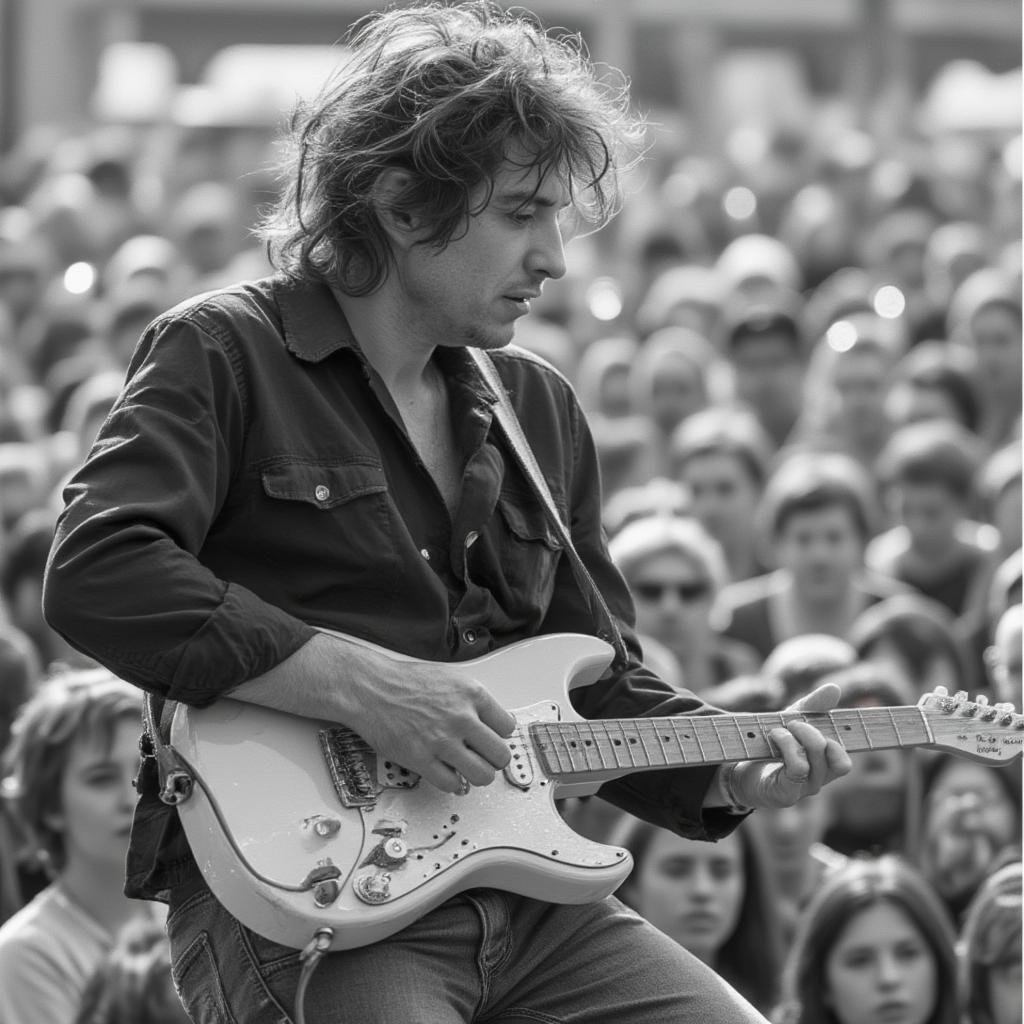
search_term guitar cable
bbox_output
[295,927,334,1024]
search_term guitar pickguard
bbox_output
[345,702,624,910]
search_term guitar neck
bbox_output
[531,706,934,781]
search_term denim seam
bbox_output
[232,917,299,1023]
[489,1011,563,1024]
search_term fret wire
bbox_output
[598,720,623,770]
[691,718,707,762]
[592,721,612,770]
[916,706,935,744]
[601,720,627,770]
[708,716,729,764]
[670,719,690,764]
[622,721,639,769]
[888,707,902,746]
[602,721,621,770]
[635,720,657,767]
[856,708,874,749]
[562,724,580,772]
[539,725,562,773]
[559,725,574,773]
[735,717,754,759]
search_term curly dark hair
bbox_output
[258,1,643,295]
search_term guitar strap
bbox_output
[469,346,629,672]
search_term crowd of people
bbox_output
[0,5,1020,1022]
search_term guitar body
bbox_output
[170,633,629,951]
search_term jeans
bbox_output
[167,884,769,1024]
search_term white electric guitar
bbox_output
[167,632,1023,952]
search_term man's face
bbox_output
[681,452,760,545]
[774,504,864,600]
[832,349,889,431]
[971,305,1022,395]
[395,151,569,351]
[887,481,963,553]
[730,334,803,427]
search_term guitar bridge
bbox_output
[319,727,379,807]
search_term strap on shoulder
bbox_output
[469,347,629,670]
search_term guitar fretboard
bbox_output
[530,708,935,778]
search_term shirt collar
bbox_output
[272,273,498,406]
[274,275,360,363]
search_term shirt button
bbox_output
[314,485,330,502]
[462,629,478,645]
[420,548,431,561]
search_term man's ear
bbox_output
[372,167,424,248]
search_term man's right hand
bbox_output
[229,631,516,795]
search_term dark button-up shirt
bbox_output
[43,275,741,898]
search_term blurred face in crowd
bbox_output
[921,760,1020,906]
[730,333,803,436]
[680,452,761,549]
[861,639,959,699]
[648,355,705,434]
[56,715,140,879]
[748,790,830,897]
[987,947,1024,1024]
[987,605,1023,707]
[970,304,1022,400]
[886,481,964,553]
[992,479,1023,554]
[823,900,939,1024]
[628,828,744,965]
[774,503,864,603]
[628,550,714,655]
[884,382,966,431]
[831,347,891,440]
[599,364,632,418]
[826,717,909,848]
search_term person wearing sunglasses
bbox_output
[608,513,761,693]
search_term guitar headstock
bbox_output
[917,687,1024,763]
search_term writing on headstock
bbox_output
[918,687,1024,763]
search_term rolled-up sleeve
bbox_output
[43,312,315,704]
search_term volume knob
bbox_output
[354,871,392,904]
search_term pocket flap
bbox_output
[497,491,564,549]
[260,459,387,509]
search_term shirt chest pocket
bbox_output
[257,457,399,603]
[495,488,565,611]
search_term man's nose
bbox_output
[529,218,566,281]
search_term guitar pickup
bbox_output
[503,731,534,790]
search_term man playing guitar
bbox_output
[44,4,855,1021]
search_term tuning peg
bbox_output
[954,690,969,702]
[976,694,989,705]
[932,685,949,696]
[994,702,1017,714]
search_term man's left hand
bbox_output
[730,682,853,809]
